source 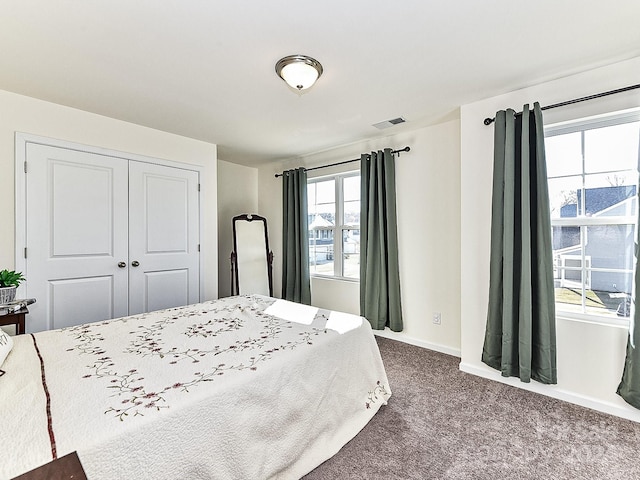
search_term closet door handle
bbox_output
[117,262,126,268]
[131,261,140,267]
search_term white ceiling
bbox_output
[1,1,639,166]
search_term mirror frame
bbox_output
[230,214,273,297]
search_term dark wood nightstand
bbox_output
[0,307,28,335]
[12,451,87,480]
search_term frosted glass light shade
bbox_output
[276,55,323,91]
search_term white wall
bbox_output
[0,89,219,301]
[257,165,284,298]
[217,160,259,297]
[258,119,462,356]
[460,56,640,421]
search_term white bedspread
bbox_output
[0,295,390,479]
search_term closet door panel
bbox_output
[25,143,129,332]
[49,276,115,329]
[128,162,200,315]
[143,269,189,313]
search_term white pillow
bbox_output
[0,328,14,369]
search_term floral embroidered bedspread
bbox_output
[0,295,390,479]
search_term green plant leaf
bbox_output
[0,269,26,288]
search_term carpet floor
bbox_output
[303,336,640,479]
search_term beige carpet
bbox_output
[303,336,640,479]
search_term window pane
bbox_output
[552,225,580,254]
[308,179,335,230]
[344,200,360,226]
[343,175,360,226]
[310,180,335,219]
[546,132,582,178]
[316,179,335,204]
[584,275,632,318]
[583,172,637,217]
[307,183,315,207]
[552,224,582,288]
[553,267,621,316]
[343,176,360,202]
[308,179,335,276]
[585,225,635,273]
[555,273,629,318]
[553,224,635,318]
[343,253,359,278]
[309,228,334,276]
[343,229,360,278]
[548,176,582,219]
[555,268,584,311]
[584,122,640,174]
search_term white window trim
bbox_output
[308,170,360,282]
[545,109,640,327]
[545,107,640,137]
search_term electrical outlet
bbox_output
[433,312,441,325]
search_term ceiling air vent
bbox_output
[372,117,406,129]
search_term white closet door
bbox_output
[127,162,200,315]
[25,143,129,332]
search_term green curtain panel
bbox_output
[482,103,557,384]
[617,191,640,408]
[281,167,311,304]
[360,149,403,332]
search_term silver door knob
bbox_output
[131,261,140,267]
[118,262,126,268]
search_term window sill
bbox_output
[310,274,360,284]
[555,310,630,329]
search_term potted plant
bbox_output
[0,270,26,305]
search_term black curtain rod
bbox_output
[274,146,410,178]
[483,83,640,126]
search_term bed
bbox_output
[0,295,391,479]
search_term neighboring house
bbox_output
[309,215,335,262]
[308,215,360,263]
[553,185,637,293]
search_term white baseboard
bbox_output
[371,331,640,423]
[459,361,640,423]
[373,329,461,358]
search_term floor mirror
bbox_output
[231,214,273,296]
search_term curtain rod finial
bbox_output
[393,146,410,156]
[484,117,495,126]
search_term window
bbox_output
[546,111,640,322]
[307,172,360,279]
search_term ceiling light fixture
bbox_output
[275,55,323,91]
